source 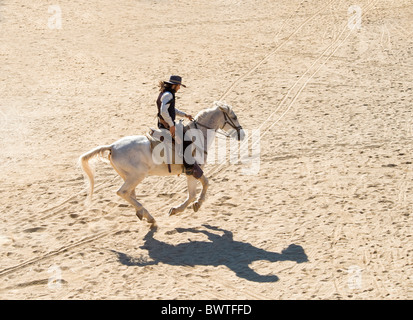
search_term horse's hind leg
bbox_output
[116,175,154,223]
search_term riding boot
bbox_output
[184,162,203,179]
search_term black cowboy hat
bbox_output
[164,75,186,87]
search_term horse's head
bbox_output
[214,101,245,141]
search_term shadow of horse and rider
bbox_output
[112,225,308,283]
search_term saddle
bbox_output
[146,127,204,179]
[146,128,184,173]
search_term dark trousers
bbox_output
[158,122,194,169]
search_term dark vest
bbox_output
[157,90,176,128]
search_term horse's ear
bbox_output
[214,101,230,113]
[214,101,223,108]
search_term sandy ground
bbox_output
[0,0,412,300]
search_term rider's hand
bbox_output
[170,125,176,137]
[186,114,194,121]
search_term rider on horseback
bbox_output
[156,75,203,179]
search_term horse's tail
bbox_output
[79,145,112,198]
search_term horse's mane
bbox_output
[195,107,217,122]
[195,101,233,123]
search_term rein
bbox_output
[192,110,243,139]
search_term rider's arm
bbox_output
[175,108,187,118]
[160,92,175,127]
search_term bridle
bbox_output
[193,109,243,140]
[222,111,243,140]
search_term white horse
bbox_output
[79,101,244,224]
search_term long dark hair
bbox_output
[158,80,174,93]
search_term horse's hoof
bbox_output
[169,208,177,216]
[142,211,155,224]
[193,202,200,212]
[146,217,156,224]
[136,210,143,221]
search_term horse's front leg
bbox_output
[192,175,208,212]
[169,176,197,216]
